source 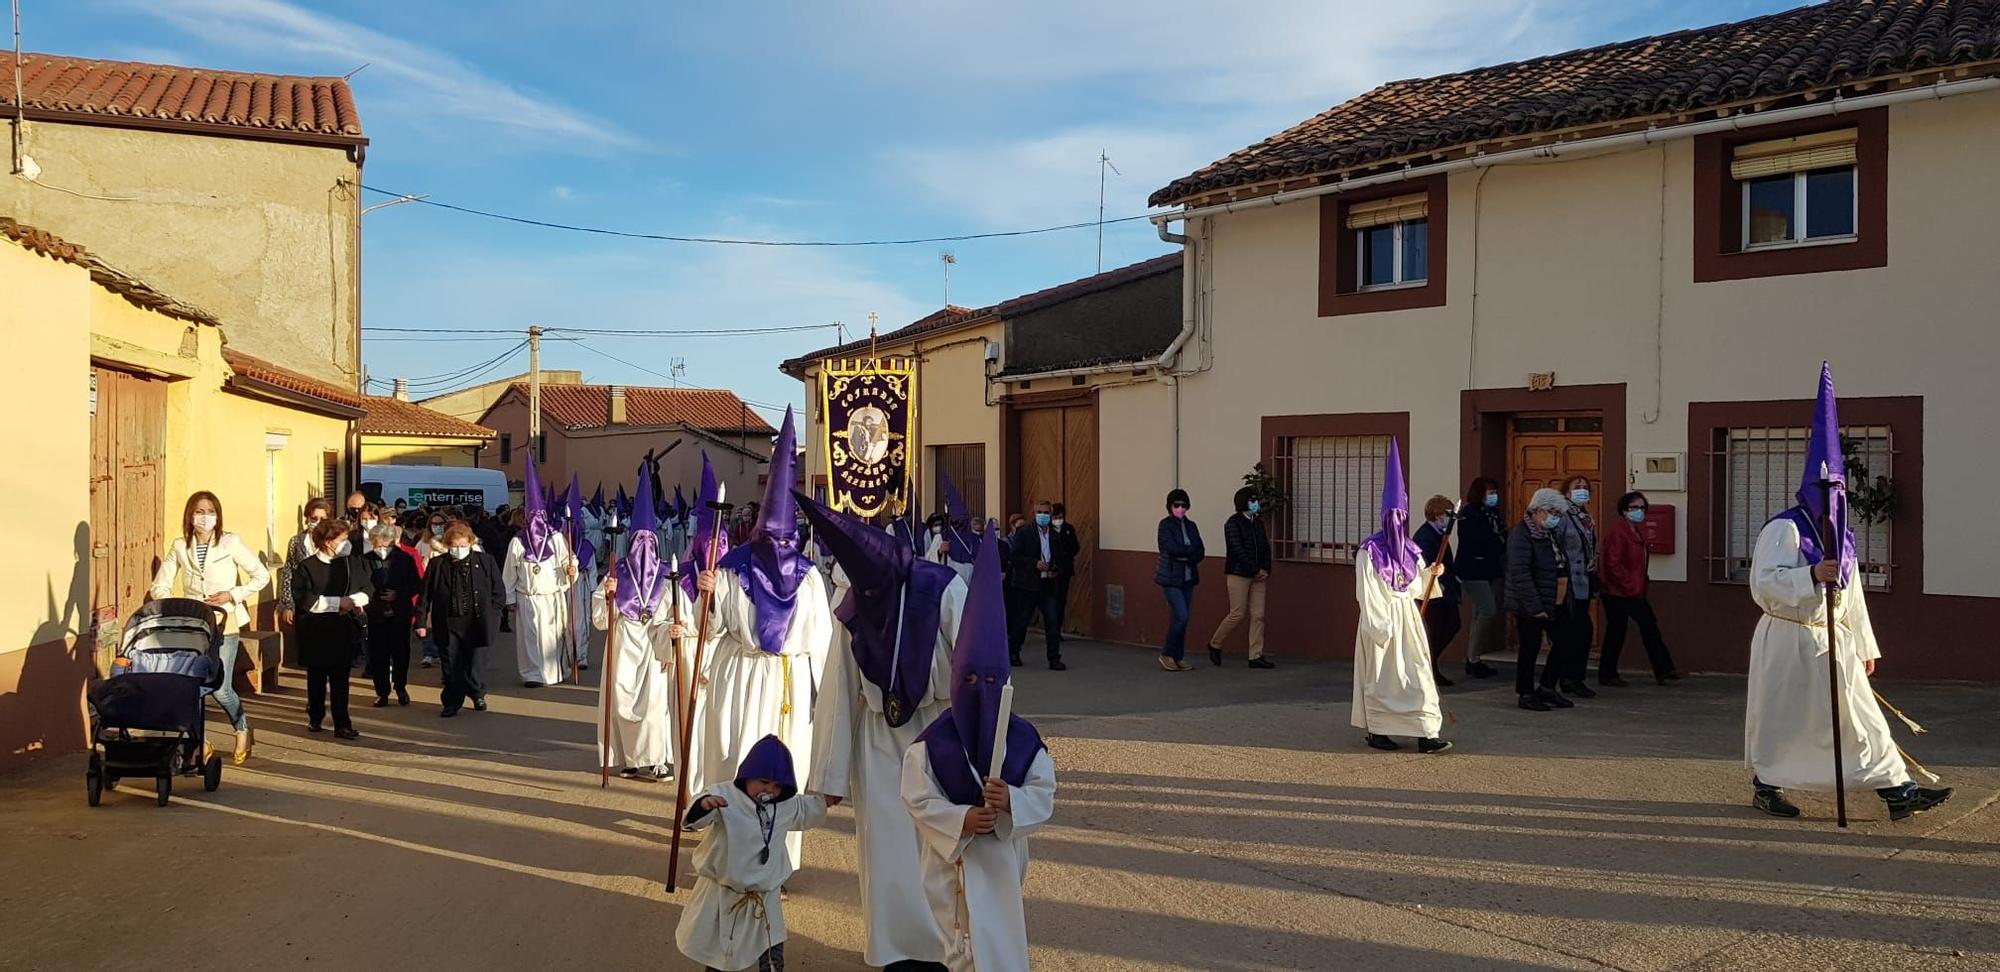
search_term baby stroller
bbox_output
[85,598,228,807]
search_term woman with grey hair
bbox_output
[362,521,423,707]
[1504,488,1582,711]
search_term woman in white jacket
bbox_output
[149,491,271,764]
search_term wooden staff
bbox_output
[1818,469,1848,829]
[668,490,731,893]
[1417,517,1456,618]
[599,520,624,789]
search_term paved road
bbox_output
[3,636,1996,970]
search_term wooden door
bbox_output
[90,367,168,645]
[1014,403,1097,635]
[1506,415,1604,523]
[931,444,986,524]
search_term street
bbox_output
[3,636,1996,971]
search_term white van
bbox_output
[360,464,509,512]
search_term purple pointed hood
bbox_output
[917,521,1045,806]
[717,408,812,654]
[1776,361,1857,587]
[679,452,732,602]
[565,475,594,568]
[798,491,952,728]
[734,734,798,802]
[615,464,669,619]
[934,473,978,564]
[614,484,630,521]
[1359,438,1424,590]
[672,485,689,523]
[588,484,605,519]
[521,454,555,560]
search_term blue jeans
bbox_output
[1161,585,1193,662]
[215,633,248,732]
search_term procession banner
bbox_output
[820,356,916,517]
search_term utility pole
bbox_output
[528,324,543,458]
[1097,150,1121,274]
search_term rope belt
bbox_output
[779,655,793,737]
[726,888,774,959]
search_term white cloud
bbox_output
[122,0,640,151]
[548,185,577,202]
[884,127,1228,230]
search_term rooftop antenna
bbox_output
[941,251,957,306]
[669,356,687,387]
[1097,149,1121,274]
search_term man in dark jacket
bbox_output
[1005,500,1068,671]
[416,523,507,717]
[1206,487,1274,668]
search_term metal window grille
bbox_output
[1712,424,1892,588]
[1270,434,1389,563]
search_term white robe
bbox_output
[590,582,676,772]
[810,567,964,967]
[901,743,1057,972]
[1745,518,1905,791]
[504,533,576,685]
[571,552,596,667]
[1351,549,1444,739]
[696,566,831,869]
[674,783,828,971]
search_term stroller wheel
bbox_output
[156,773,172,807]
[202,753,222,792]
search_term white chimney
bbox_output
[608,384,627,424]
[392,377,410,402]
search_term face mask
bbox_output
[1542,513,1563,529]
[1570,489,1590,505]
[449,545,472,560]
[1431,518,1450,532]
[1625,508,1647,523]
[1052,518,1065,528]
[192,513,218,533]
[431,524,447,535]
[335,540,352,557]
[360,518,378,532]
[372,546,391,558]
[1170,506,1188,519]
[1484,493,1500,508]
[1035,513,1052,527]
[1247,500,1261,515]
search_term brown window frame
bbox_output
[1319,175,1448,316]
[1260,412,1410,564]
[1693,108,1887,283]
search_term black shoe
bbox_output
[1558,680,1598,699]
[372,696,390,708]
[472,697,488,711]
[1248,657,1275,670]
[1537,687,1575,709]
[1048,659,1067,671]
[1009,654,1023,668]
[522,681,545,689]
[1884,785,1954,822]
[1418,738,1453,754]
[1209,647,1223,667]
[1518,693,1552,711]
[440,707,460,718]
[1754,788,1801,818]
[307,723,325,733]
[397,689,411,706]
[334,727,361,740]
[618,766,643,780]
[1365,733,1400,751]
[1465,661,1499,679]
[1657,671,1685,685]
[578,662,589,671]
[1432,668,1455,687]
[1599,675,1630,687]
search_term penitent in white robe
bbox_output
[571,552,597,668]
[674,783,828,971]
[901,743,1057,972]
[695,567,831,869]
[505,533,576,685]
[1351,548,1443,739]
[810,566,964,968]
[590,582,676,773]
[1745,518,1906,791]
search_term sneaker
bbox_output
[1558,680,1598,699]
[1754,788,1801,818]
[1465,661,1499,679]
[1883,785,1953,822]
[1365,733,1400,751]
[1518,693,1552,711]
[1417,738,1453,754]
[472,697,488,711]
[420,657,435,668]
[1248,657,1276,670]
[1432,668,1455,687]
[1536,687,1575,709]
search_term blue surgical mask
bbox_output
[1483,493,1500,508]
[1625,508,1647,523]
[1542,513,1563,529]
[1035,512,1052,527]
[1570,488,1591,505]
[1247,500,1261,515]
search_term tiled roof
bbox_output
[508,383,777,434]
[1,217,220,325]
[359,395,496,440]
[1,52,365,146]
[994,253,1181,318]
[781,305,995,374]
[223,348,366,412]
[1152,0,2000,205]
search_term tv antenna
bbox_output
[1097,150,1122,273]
[941,251,957,306]
[669,357,687,386]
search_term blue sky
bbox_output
[32,0,1793,420]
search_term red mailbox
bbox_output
[1639,504,1676,555]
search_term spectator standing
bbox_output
[1551,475,1601,700]
[1004,501,1068,671]
[1153,489,1204,672]
[362,523,422,707]
[1599,491,1683,686]
[1453,477,1506,679]
[1412,495,1461,688]
[149,490,270,764]
[290,519,372,739]
[417,522,505,718]
[1050,502,1081,628]
[1505,489,1579,712]
[1206,486,1273,669]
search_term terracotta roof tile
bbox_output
[223,348,366,411]
[510,384,777,435]
[1152,0,2000,206]
[1,216,220,325]
[782,305,996,373]
[1,52,365,146]
[359,395,496,439]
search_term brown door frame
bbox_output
[1461,384,1627,514]
[1001,387,1099,635]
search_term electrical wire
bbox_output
[362,322,842,338]
[359,183,1156,247]
[559,338,798,417]
[397,340,528,389]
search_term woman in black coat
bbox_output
[1503,488,1576,713]
[1154,488,1205,672]
[290,519,375,738]
[361,523,423,707]
[415,522,506,718]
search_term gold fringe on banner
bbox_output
[1873,690,1927,734]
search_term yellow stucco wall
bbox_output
[0,120,361,386]
[361,438,483,467]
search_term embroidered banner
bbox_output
[820,357,916,517]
